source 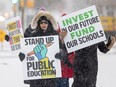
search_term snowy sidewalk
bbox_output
[0,42,17,58]
[0,50,17,58]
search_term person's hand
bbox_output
[60,31,67,43]
[18,52,25,62]
[106,36,116,49]
[55,49,67,60]
[5,35,9,41]
[55,49,73,68]
[33,43,48,60]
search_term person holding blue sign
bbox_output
[18,9,59,87]
[15,8,73,87]
[4,8,74,87]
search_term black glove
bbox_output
[24,80,31,84]
[18,52,25,62]
[55,49,73,68]
[5,35,9,41]
[55,49,67,60]
[106,36,112,47]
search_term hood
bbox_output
[31,10,57,30]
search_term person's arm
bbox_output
[59,31,67,44]
[24,25,35,37]
[55,31,73,68]
[98,36,116,53]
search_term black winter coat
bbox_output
[72,42,109,87]
[24,25,59,37]
[23,25,59,87]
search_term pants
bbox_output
[56,78,69,87]
[72,57,98,87]
[72,74,97,87]
[29,79,55,87]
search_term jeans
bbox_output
[56,78,69,87]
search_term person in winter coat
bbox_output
[19,9,59,87]
[18,9,73,87]
[4,9,75,87]
[56,30,116,87]
[72,37,116,87]
[55,13,74,87]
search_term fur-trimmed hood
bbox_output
[31,10,57,30]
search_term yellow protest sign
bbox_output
[114,17,116,31]
[100,16,114,31]
[5,16,24,52]
[0,30,6,42]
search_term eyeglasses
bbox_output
[40,20,48,24]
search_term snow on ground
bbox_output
[97,54,116,87]
[97,43,116,87]
[0,42,116,87]
[0,57,28,87]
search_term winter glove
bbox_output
[55,49,73,68]
[5,35,9,41]
[106,36,112,47]
[106,36,116,49]
[55,49,67,60]
[18,52,25,62]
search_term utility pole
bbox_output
[12,0,18,17]
[19,0,25,32]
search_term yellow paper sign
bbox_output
[0,30,6,42]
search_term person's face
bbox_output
[39,20,48,30]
